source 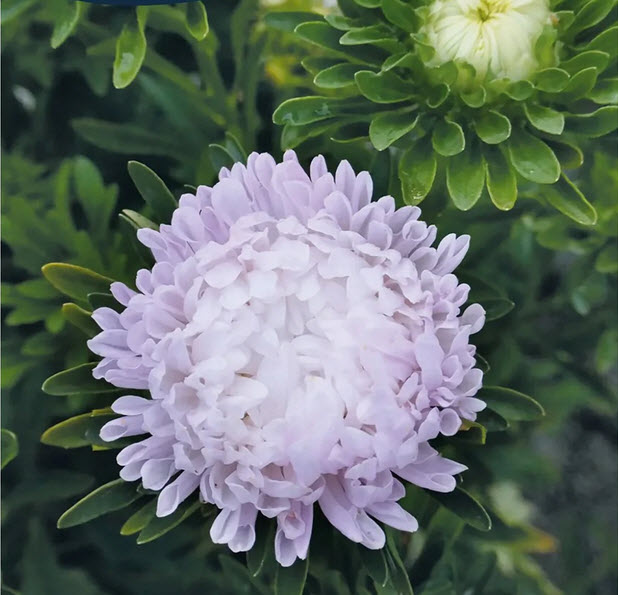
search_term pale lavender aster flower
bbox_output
[88,151,486,566]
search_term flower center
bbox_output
[474,0,510,22]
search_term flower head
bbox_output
[89,151,485,566]
[421,0,553,82]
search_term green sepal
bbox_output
[339,24,393,46]
[314,63,360,88]
[534,68,570,92]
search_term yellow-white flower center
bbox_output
[421,0,552,82]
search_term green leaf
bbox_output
[545,173,597,226]
[355,70,414,103]
[534,68,570,92]
[429,488,492,531]
[273,96,364,126]
[275,555,309,595]
[184,1,209,40]
[58,479,141,529]
[384,530,414,595]
[113,16,147,89]
[51,0,83,49]
[42,363,118,396]
[561,50,610,75]
[596,243,618,274]
[369,112,418,151]
[359,547,389,587]
[567,105,618,137]
[476,408,510,432]
[314,63,359,88]
[507,129,560,184]
[88,292,122,312]
[446,148,485,210]
[340,25,392,45]
[479,386,545,421]
[42,263,113,302]
[127,161,177,222]
[1,429,18,469]
[381,0,418,32]
[61,303,99,338]
[570,0,615,36]
[583,25,618,57]
[246,516,275,577]
[73,156,116,231]
[120,209,158,231]
[454,420,486,444]
[264,11,322,32]
[474,110,511,144]
[137,500,201,544]
[399,138,437,205]
[524,103,565,135]
[561,66,599,101]
[72,118,181,157]
[41,411,116,449]
[120,500,157,536]
[484,146,517,211]
[432,118,465,156]
[589,77,618,103]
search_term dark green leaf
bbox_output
[570,0,615,36]
[246,516,275,577]
[479,386,545,421]
[127,161,177,222]
[381,0,418,32]
[561,50,610,74]
[474,110,511,144]
[583,25,618,57]
[561,66,599,101]
[120,500,157,535]
[88,292,122,312]
[432,118,465,156]
[42,363,118,396]
[58,479,141,528]
[273,96,365,125]
[399,138,437,205]
[534,68,570,92]
[385,530,414,594]
[446,148,485,210]
[589,77,618,103]
[137,500,202,544]
[184,1,209,40]
[314,63,359,88]
[524,103,565,135]
[42,263,113,302]
[484,146,517,211]
[545,173,597,226]
[340,25,392,45]
[369,112,418,151]
[476,408,510,432]
[507,129,560,184]
[275,555,309,595]
[567,105,618,137]
[359,547,389,587]
[61,303,99,338]
[429,488,492,531]
[264,11,322,32]
[1,429,18,469]
[41,410,116,449]
[355,70,414,103]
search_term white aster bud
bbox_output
[421,0,553,83]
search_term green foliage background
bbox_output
[1,1,617,594]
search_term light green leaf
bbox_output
[561,50,610,74]
[507,129,560,184]
[545,173,598,226]
[561,66,599,100]
[41,410,116,449]
[42,363,117,396]
[61,303,99,338]
[369,112,418,151]
[314,63,359,88]
[51,0,84,49]
[570,0,615,36]
[120,500,157,535]
[273,96,364,126]
[429,488,492,531]
[484,146,517,210]
[275,555,309,595]
[589,77,618,103]
[534,68,570,92]
[583,25,618,57]
[432,118,465,156]
[127,161,177,222]
[42,263,113,302]
[340,25,392,45]
[567,105,618,137]
[1,429,18,469]
[474,110,511,144]
[58,479,141,528]
[120,209,158,231]
[399,138,437,205]
[137,500,202,544]
[264,11,322,32]
[446,148,485,211]
[381,0,418,32]
[113,15,147,89]
[184,1,209,40]
[479,386,545,421]
[524,103,565,134]
[355,70,414,103]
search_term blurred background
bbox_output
[2,1,616,593]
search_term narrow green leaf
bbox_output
[246,516,275,577]
[524,103,565,134]
[51,0,83,49]
[137,500,201,544]
[120,500,157,535]
[355,70,414,103]
[120,209,158,231]
[455,420,487,444]
[545,173,598,226]
[479,386,545,421]
[1,429,18,469]
[113,17,147,89]
[567,105,618,137]
[429,488,492,531]
[476,408,510,432]
[88,292,122,312]
[399,138,437,205]
[275,555,309,595]
[208,144,235,172]
[359,547,389,587]
[264,11,322,32]
[127,161,177,222]
[385,530,414,595]
[507,129,560,184]
[58,479,141,528]
[474,110,511,144]
[570,0,615,36]
[446,149,485,211]
[314,63,359,88]
[432,118,465,156]
[482,297,516,321]
[484,146,517,211]
[42,263,113,302]
[41,411,116,449]
[184,1,209,40]
[369,112,418,151]
[61,303,99,338]
[42,363,117,396]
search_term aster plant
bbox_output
[39,153,545,592]
[270,0,618,221]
